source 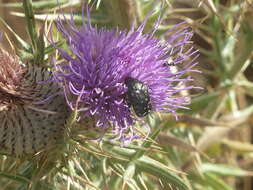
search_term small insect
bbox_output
[125,77,152,117]
[163,57,175,67]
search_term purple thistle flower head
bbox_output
[53,8,199,143]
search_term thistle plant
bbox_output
[53,7,199,143]
[0,0,253,190]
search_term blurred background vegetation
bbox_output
[0,0,253,189]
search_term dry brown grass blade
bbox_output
[158,133,211,161]
[177,114,230,127]
[222,139,253,153]
[160,113,230,127]
[197,127,233,151]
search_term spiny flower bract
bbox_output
[53,9,199,143]
[0,46,70,155]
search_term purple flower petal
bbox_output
[52,9,200,143]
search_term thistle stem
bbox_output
[23,0,37,52]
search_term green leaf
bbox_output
[178,91,220,113]
[110,147,189,190]
[228,21,253,80]
[0,172,30,184]
[123,163,136,182]
[132,126,161,160]
[136,156,189,190]
[3,0,68,9]
[204,173,233,190]
[201,163,253,177]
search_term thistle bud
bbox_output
[0,47,70,156]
